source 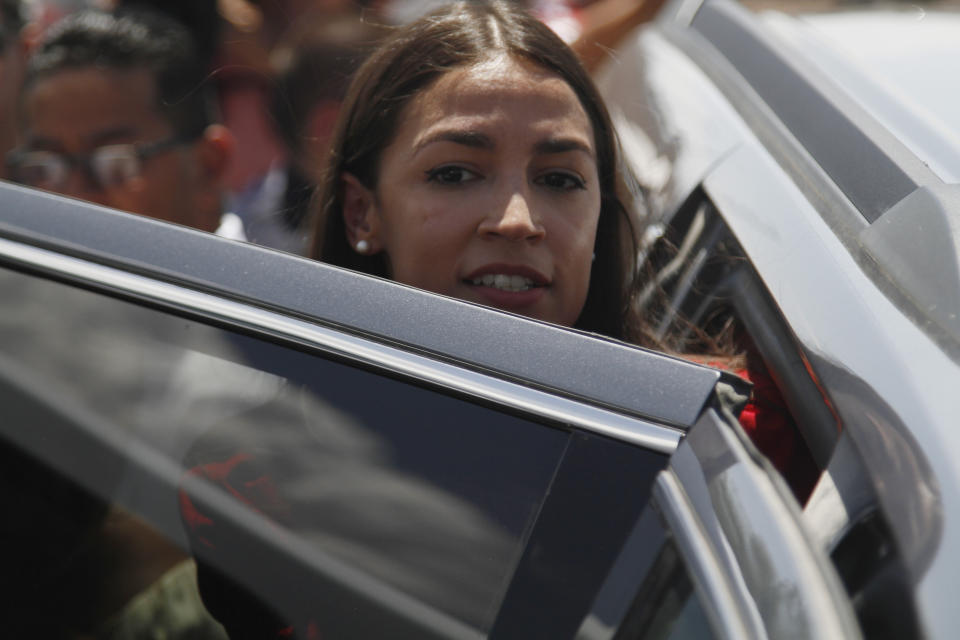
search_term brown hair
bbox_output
[310,0,638,340]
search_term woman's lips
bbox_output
[469,273,539,292]
[462,264,549,310]
[464,264,549,285]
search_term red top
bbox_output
[730,364,818,501]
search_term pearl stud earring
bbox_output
[355,240,369,254]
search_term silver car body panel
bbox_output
[598,1,960,636]
[771,10,960,185]
[667,409,862,639]
[595,28,743,222]
[703,143,959,619]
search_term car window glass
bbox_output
[0,266,574,635]
[661,592,714,640]
[632,541,715,640]
[577,505,716,640]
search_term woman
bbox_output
[182,5,644,636]
[181,3,813,637]
[306,0,813,491]
[311,0,640,342]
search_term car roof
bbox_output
[764,8,960,184]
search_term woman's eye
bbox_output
[426,166,479,185]
[537,172,586,191]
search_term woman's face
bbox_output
[345,56,601,327]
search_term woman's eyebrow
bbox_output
[411,131,594,157]
[533,138,594,157]
[412,130,494,154]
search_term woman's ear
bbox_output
[341,172,382,254]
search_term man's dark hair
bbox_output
[0,0,23,35]
[114,0,221,67]
[23,9,214,138]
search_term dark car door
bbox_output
[0,181,857,638]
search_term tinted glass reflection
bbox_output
[0,268,568,636]
[577,507,716,640]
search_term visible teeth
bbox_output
[471,274,536,292]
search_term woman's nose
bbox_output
[479,191,545,241]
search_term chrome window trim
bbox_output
[0,236,682,454]
[654,470,753,640]
[678,410,863,639]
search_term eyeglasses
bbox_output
[6,136,189,193]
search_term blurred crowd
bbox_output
[0,3,668,637]
[0,0,662,255]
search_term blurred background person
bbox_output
[2,9,240,639]
[12,0,658,251]
[230,11,385,253]
[22,0,86,33]
[0,0,28,179]
[567,0,669,72]
[528,0,669,72]
[111,0,223,68]
[236,0,364,49]
[106,0,377,251]
[201,0,368,210]
[7,8,242,238]
[107,0,279,198]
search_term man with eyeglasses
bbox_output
[8,9,242,238]
[0,0,27,179]
[3,11,241,638]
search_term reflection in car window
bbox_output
[0,267,572,635]
[631,541,715,640]
[577,505,715,640]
